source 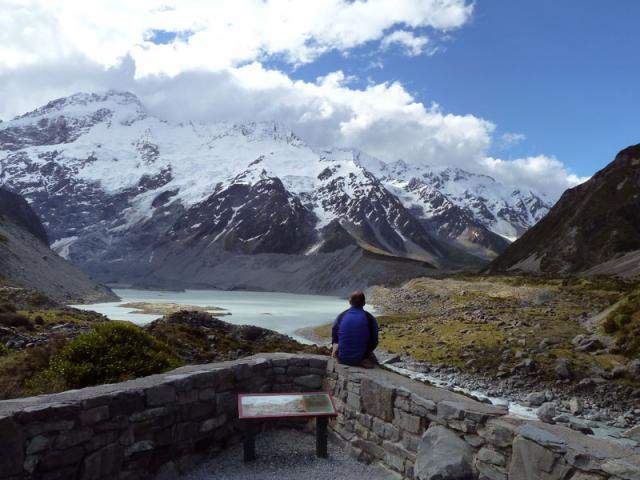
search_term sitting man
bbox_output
[331,291,379,368]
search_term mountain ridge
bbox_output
[486,144,640,277]
[0,187,117,302]
[0,90,552,293]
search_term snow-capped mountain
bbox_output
[0,91,551,293]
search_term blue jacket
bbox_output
[331,307,378,365]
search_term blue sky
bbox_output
[272,0,639,177]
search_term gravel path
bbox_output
[179,429,395,480]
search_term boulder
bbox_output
[415,425,474,480]
[622,425,640,441]
[554,358,573,380]
[568,397,583,415]
[525,391,547,407]
[537,403,556,424]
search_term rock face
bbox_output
[0,91,551,293]
[487,144,640,276]
[415,425,474,480]
[0,187,116,302]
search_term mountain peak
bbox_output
[15,90,145,121]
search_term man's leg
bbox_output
[360,352,378,369]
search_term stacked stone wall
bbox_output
[0,353,327,480]
[1,353,638,480]
[325,360,640,480]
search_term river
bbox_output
[72,288,346,343]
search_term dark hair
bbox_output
[349,291,366,308]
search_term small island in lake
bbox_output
[121,302,230,316]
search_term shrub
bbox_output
[602,314,619,334]
[0,311,34,330]
[0,338,67,399]
[48,321,181,389]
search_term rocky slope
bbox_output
[487,144,640,276]
[0,187,116,302]
[0,91,551,292]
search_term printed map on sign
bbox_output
[239,393,336,419]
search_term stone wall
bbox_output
[1,353,638,480]
[325,360,640,480]
[0,353,327,480]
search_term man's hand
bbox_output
[331,343,338,359]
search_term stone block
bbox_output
[508,436,570,480]
[477,447,506,466]
[26,434,50,455]
[361,378,395,421]
[200,415,227,433]
[216,392,237,415]
[125,440,154,457]
[346,392,361,410]
[55,427,93,449]
[82,443,124,480]
[437,401,465,420]
[177,389,199,405]
[25,419,75,438]
[40,446,84,471]
[0,416,24,476]
[393,408,422,434]
[86,431,120,453]
[146,385,176,407]
[410,395,436,415]
[401,432,421,452]
[414,425,474,480]
[108,390,146,417]
[198,388,217,401]
[293,374,323,389]
[477,461,507,480]
[464,434,485,448]
[308,358,328,369]
[383,440,416,462]
[15,403,79,424]
[80,406,110,425]
[353,438,385,460]
[130,407,169,423]
[447,419,477,434]
[478,419,517,448]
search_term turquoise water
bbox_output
[72,288,346,342]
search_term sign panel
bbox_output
[238,392,337,419]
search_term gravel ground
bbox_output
[179,429,394,480]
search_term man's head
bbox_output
[349,291,366,309]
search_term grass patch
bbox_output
[601,287,640,359]
[0,338,67,399]
[312,322,333,340]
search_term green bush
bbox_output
[48,321,181,389]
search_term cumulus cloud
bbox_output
[0,0,586,200]
[482,156,590,199]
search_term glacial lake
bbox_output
[72,289,346,343]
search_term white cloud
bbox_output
[381,30,431,56]
[0,0,586,201]
[482,156,589,199]
[0,0,473,75]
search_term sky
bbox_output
[1,0,638,200]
